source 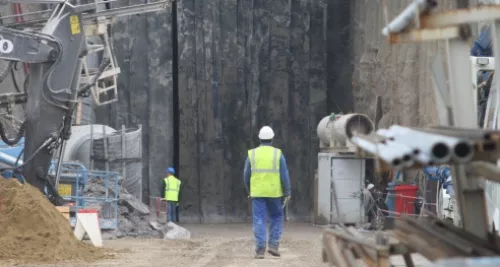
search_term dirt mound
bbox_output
[0,178,112,263]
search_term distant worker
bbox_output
[162,167,182,223]
[244,126,291,259]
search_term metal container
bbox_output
[316,152,366,225]
[317,113,375,148]
[62,125,117,168]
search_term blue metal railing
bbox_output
[0,138,120,229]
[60,169,120,230]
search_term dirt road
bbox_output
[1,223,431,267]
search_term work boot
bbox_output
[268,246,281,257]
[255,248,265,259]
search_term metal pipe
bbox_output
[414,152,432,165]
[381,139,415,167]
[384,137,432,165]
[381,0,435,36]
[384,125,474,163]
[390,125,474,163]
[351,136,404,169]
[377,128,452,163]
[423,126,494,140]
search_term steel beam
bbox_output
[389,26,460,44]
[420,6,500,29]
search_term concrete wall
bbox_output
[97,0,355,223]
[96,3,174,207]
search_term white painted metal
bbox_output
[471,56,495,115]
[317,113,374,149]
[478,58,500,232]
[317,153,366,225]
[61,125,117,168]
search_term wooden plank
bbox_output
[323,234,348,267]
[56,206,70,221]
[342,247,359,267]
[55,206,70,213]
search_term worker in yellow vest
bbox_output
[162,167,182,222]
[244,126,291,259]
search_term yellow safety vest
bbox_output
[164,175,181,202]
[248,146,283,198]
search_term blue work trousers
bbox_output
[167,202,177,222]
[252,197,284,250]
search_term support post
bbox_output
[138,124,143,201]
[445,31,489,239]
[121,124,126,181]
[103,124,109,172]
[90,123,94,169]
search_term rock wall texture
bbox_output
[175,0,346,223]
[351,0,457,127]
[97,0,350,223]
[96,1,174,207]
[0,1,474,222]
[96,0,464,223]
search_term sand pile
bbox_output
[0,178,111,263]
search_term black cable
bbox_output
[11,66,22,93]
[13,62,20,71]
[11,136,54,171]
[77,57,110,97]
[0,120,25,145]
[23,73,28,92]
[14,147,23,167]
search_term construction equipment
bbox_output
[322,1,500,266]
[0,136,120,229]
[0,0,169,205]
[315,113,375,226]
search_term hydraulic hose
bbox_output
[0,120,25,145]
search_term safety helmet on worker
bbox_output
[258,126,275,140]
[367,183,375,190]
[166,167,175,175]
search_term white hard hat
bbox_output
[258,126,275,140]
[367,184,375,190]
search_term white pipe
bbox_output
[377,127,452,163]
[351,136,404,169]
[415,152,432,165]
[389,125,474,163]
[382,140,415,167]
[381,0,431,36]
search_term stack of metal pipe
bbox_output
[351,125,500,169]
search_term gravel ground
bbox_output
[0,223,432,267]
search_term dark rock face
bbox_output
[96,5,174,205]
[97,0,354,223]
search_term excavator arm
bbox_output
[0,0,169,205]
[0,26,60,63]
[12,2,89,205]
